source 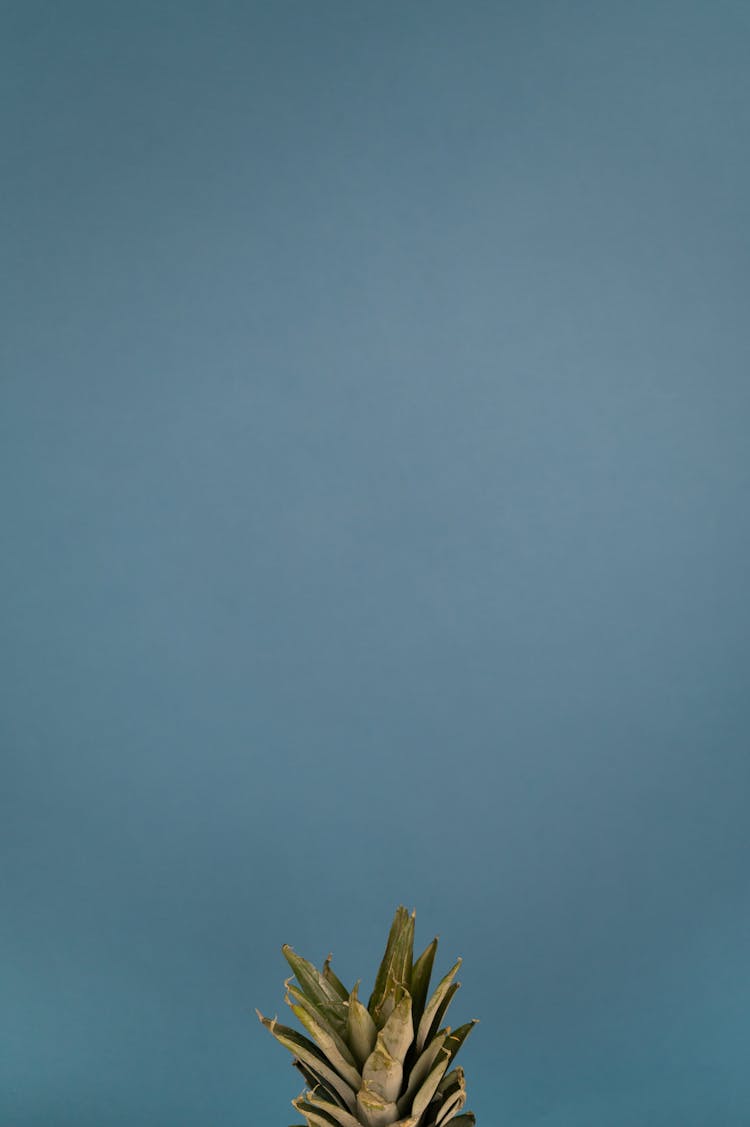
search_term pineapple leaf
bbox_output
[362,1037,403,1102]
[368,906,415,1024]
[292,1060,347,1109]
[422,981,461,1049]
[410,937,438,1031]
[283,946,347,1032]
[410,1046,452,1120]
[286,981,356,1056]
[305,1090,364,1127]
[323,954,350,1001]
[346,980,378,1067]
[416,959,462,1052]
[356,1085,399,1127]
[436,1087,467,1126]
[437,1064,464,1092]
[292,1097,342,1127]
[379,990,413,1064]
[397,1030,448,1115]
[435,1066,466,1114]
[286,992,361,1091]
[256,1011,356,1112]
[444,1020,478,1066]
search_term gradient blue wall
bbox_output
[2,3,749,1124]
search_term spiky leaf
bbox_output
[435,1065,467,1123]
[397,1031,448,1115]
[422,982,461,1050]
[287,993,362,1091]
[356,1086,399,1127]
[292,1059,347,1109]
[379,991,413,1064]
[346,981,378,1067]
[283,946,348,1033]
[444,1021,478,1066]
[362,1038,403,1103]
[323,955,350,1001]
[436,1085,466,1125]
[294,1094,367,1127]
[410,1046,451,1120]
[416,959,462,1052]
[368,906,414,1025]
[409,938,437,1031]
[256,1012,356,1111]
[304,1091,365,1127]
[292,1101,344,1127]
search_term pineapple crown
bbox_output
[257,905,477,1127]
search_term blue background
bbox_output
[2,3,749,1124]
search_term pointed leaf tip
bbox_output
[282,944,347,1033]
[369,907,415,1025]
[416,958,462,1051]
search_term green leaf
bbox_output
[286,982,357,1059]
[286,993,361,1091]
[416,959,461,1052]
[435,1084,467,1125]
[436,1065,464,1097]
[410,1046,451,1120]
[346,980,378,1067]
[356,1086,399,1127]
[286,982,358,1060]
[368,906,415,1025]
[444,1021,478,1066]
[435,1065,467,1122]
[292,1059,346,1109]
[304,1091,364,1127]
[379,990,413,1064]
[362,1038,403,1102]
[292,1098,341,1127]
[397,1031,448,1116]
[256,1011,356,1112]
[423,981,461,1049]
[323,954,350,1001]
[409,937,438,1031]
[283,946,347,1033]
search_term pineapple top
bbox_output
[258,905,477,1127]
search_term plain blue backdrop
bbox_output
[2,3,749,1124]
